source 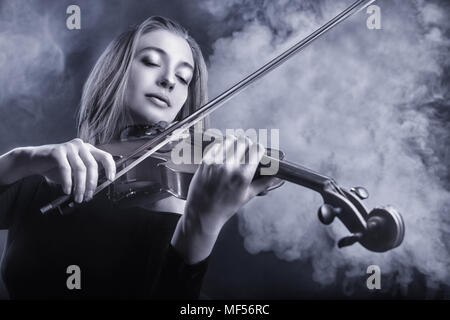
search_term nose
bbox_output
[157,75,175,91]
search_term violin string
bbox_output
[40,0,375,213]
[102,0,374,189]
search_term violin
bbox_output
[40,0,404,253]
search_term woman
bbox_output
[0,16,277,299]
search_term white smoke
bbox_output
[0,0,448,298]
[0,1,65,114]
[204,0,450,294]
[0,0,112,148]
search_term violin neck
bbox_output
[191,131,334,193]
[265,157,333,193]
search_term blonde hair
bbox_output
[77,16,208,144]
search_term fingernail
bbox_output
[75,194,83,203]
[64,187,71,195]
[86,191,93,201]
[108,173,115,181]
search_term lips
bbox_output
[145,93,170,108]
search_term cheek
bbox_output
[128,68,145,92]
[125,67,151,109]
[174,88,189,111]
[128,61,155,90]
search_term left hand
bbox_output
[184,134,281,235]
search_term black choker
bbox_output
[119,121,169,141]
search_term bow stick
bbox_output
[41,0,377,214]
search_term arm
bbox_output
[170,135,281,265]
[170,211,221,265]
[151,242,210,299]
[0,148,37,229]
[0,147,31,186]
[0,141,115,230]
[0,139,116,201]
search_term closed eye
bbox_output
[177,76,189,85]
[141,58,159,67]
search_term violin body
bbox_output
[98,132,279,200]
[98,135,199,201]
[40,0,405,253]
[96,131,404,253]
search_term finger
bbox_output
[52,147,72,195]
[212,140,226,165]
[234,136,250,165]
[202,143,221,165]
[66,149,86,203]
[246,176,283,201]
[78,145,98,201]
[222,135,237,166]
[243,143,265,177]
[227,138,255,188]
[256,177,284,196]
[88,145,116,181]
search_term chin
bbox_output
[139,112,174,125]
[129,103,178,125]
[131,108,158,123]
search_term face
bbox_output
[125,29,194,124]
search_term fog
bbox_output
[0,0,449,298]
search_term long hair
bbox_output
[77,16,208,144]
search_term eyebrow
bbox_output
[138,46,194,71]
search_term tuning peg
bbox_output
[350,186,369,200]
[337,232,364,248]
[318,204,341,225]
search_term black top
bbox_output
[0,175,209,299]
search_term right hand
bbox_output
[17,138,116,203]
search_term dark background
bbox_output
[0,0,449,299]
